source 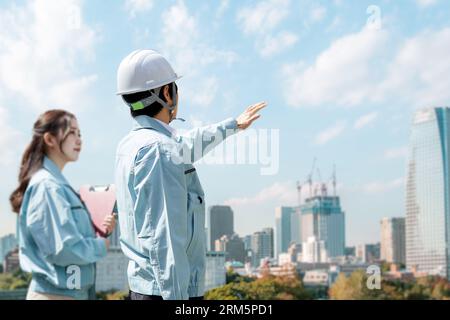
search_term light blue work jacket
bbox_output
[18,156,107,300]
[115,115,238,300]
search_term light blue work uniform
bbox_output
[115,115,238,300]
[17,156,107,300]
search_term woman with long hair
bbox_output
[10,109,116,300]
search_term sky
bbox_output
[1,0,450,247]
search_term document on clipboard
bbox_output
[79,184,117,238]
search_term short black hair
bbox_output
[123,82,178,118]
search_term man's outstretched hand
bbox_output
[236,101,268,130]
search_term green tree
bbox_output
[329,270,381,300]
[206,273,311,300]
[226,269,255,284]
[0,270,31,290]
[97,290,129,300]
[330,271,450,300]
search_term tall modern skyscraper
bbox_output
[380,217,406,265]
[262,227,274,259]
[275,207,300,258]
[251,228,274,267]
[207,205,234,251]
[406,107,450,278]
[300,195,345,259]
[290,209,301,249]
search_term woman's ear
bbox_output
[43,132,56,149]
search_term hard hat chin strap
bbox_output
[126,84,183,123]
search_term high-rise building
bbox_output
[302,236,328,263]
[243,235,252,251]
[251,228,274,267]
[278,242,301,265]
[356,243,380,263]
[380,217,406,265]
[300,195,345,259]
[0,234,17,264]
[406,107,450,278]
[290,209,302,248]
[214,234,246,263]
[275,207,300,258]
[205,251,226,292]
[207,206,234,251]
[345,246,356,257]
[4,248,20,273]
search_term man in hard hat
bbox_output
[115,50,267,300]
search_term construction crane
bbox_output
[296,180,302,207]
[331,164,337,197]
[307,157,317,198]
[297,157,317,206]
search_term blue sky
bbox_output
[1,0,450,247]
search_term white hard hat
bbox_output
[116,49,182,96]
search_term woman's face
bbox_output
[61,118,82,162]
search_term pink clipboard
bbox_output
[79,185,116,237]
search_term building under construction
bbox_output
[296,160,346,262]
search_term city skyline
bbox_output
[1,1,450,248]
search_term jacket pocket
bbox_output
[187,193,205,253]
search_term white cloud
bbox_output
[236,0,291,35]
[224,181,297,207]
[282,27,388,108]
[159,1,238,108]
[310,5,327,22]
[216,0,230,18]
[161,0,237,73]
[283,25,450,110]
[363,178,404,194]
[326,16,342,33]
[354,112,378,130]
[0,107,24,167]
[221,181,298,237]
[125,0,154,18]
[416,0,438,7]
[185,77,219,108]
[236,0,296,58]
[259,31,298,58]
[0,0,98,113]
[315,121,346,145]
[380,28,450,108]
[384,147,408,160]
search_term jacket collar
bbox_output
[42,156,71,187]
[132,115,175,139]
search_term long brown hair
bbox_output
[10,110,76,214]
